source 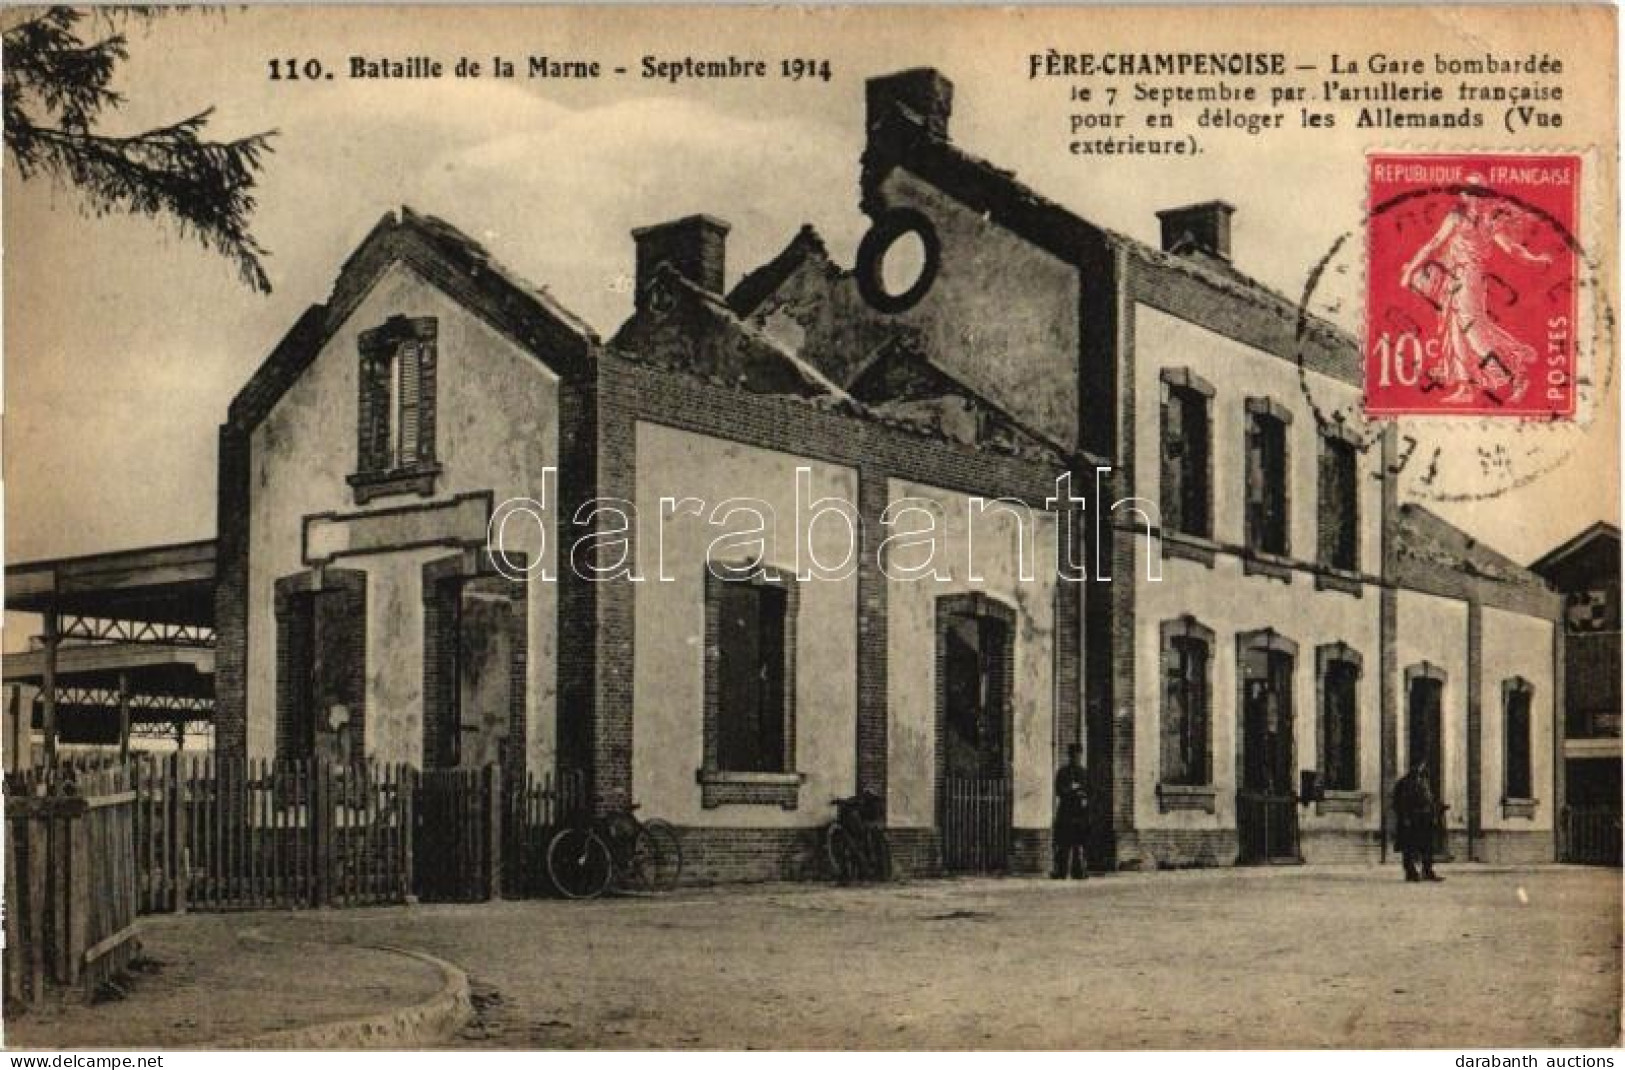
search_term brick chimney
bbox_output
[866,68,954,142]
[631,214,730,309]
[1155,201,1236,262]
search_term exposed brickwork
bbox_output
[886,828,943,878]
[1008,828,1052,875]
[668,827,826,885]
[855,467,890,814]
[1299,830,1385,864]
[632,216,729,305]
[589,380,639,814]
[1467,595,1484,859]
[554,372,599,795]
[1133,829,1239,869]
[213,425,251,763]
[1476,830,1557,865]
[1378,429,1400,860]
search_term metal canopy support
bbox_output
[41,608,58,764]
[117,671,132,761]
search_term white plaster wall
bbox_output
[1395,589,1471,829]
[247,261,560,775]
[1131,304,1383,573]
[885,479,1060,831]
[874,169,1082,453]
[1127,304,1384,833]
[630,422,857,828]
[1481,607,1557,832]
[1133,549,1383,833]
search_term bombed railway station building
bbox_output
[8,68,1577,879]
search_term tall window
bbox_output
[1318,435,1360,571]
[1161,369,1214,539]
[1161,617,1214,786]
[357,316,437,475]
[1504,678,1534,800]
[1245,399,1291,556]
[709,575,795,774]
[1318,645,1362,791]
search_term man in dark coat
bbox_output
[1053,743,1090,879]
[1393,759,1444,882]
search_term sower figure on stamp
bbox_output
[1399,177,1553,404]
[1053,743,1090,880]
[1393,759,1444,883]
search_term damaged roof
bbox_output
[1393,503,1560,616]
[856,110,1355,357]
[229,206,598,433]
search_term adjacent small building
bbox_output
[1531,522,1622,864]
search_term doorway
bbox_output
[423,558,527,775]
[1237,632,1299,863]
[1406,667,1447,857]
[936,595,1015,873]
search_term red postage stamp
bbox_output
[1365,153,1581,417]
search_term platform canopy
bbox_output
[5,540,217,755]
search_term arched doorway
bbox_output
[936,594,1015,872]
[1405,662,1448,857]
[1237,629,1299,863]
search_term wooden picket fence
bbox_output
[502,767,588,897]
[415,766,497,902]
[128,755,413,911]
[4,764,141,1010]
[4,754,588,1009]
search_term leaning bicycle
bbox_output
[545,804,683,899]
[824,791,891,884]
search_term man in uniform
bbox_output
[1393,758,1444,882]
[1053,743,1090,880]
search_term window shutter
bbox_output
[1318,444,1336,565]
[1162,392,1184,534]
[397,341,422,466]
[1161,640,1184,783]
[1189,641,1210,784]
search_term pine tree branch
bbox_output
[3,6,277,293]
[24,118,279,293]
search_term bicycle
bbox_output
[823,791,891,884]
[545,804,683,899]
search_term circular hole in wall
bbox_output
[879,229,929,299]
[855,209,941,314]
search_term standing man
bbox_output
[1053,743,1090,880]
[1393,759,1444,882]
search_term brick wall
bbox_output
[1133,828,1238,869]
[587,353,1078,828]
[214,425,252,763]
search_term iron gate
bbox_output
[941,776,1011,872]
[1237,791,1299,863]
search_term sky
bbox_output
[3,5,1617,573]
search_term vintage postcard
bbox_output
[0,3,1618,1055]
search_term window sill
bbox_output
[1242,551,1294,583]
[1162,532,1218,569]
[348,463,442,505]
[1313,568,1364,597]
[697,769,805,810]
[1156,782,1217,814]
[1316,790,1368,817]
[1501,797,1539,820]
